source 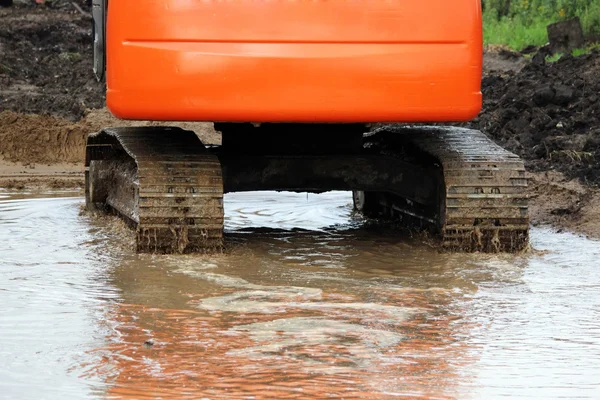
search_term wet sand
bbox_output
[1,190,599,399]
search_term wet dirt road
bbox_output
[1,191,599,399]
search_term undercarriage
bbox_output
[85,124,529,253]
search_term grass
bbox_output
[58,52,82,62]
[573,42,600,55]
[545,53,563,63]
[483,0,600,51]
[549,150,594,163]
[543,42,600,63]
[0,64,12,74]
[483,13,548,50]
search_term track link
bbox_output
[85,127,224,253]
[358,126,529,252]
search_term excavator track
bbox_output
[356,126,529,252]
[85,127,224,253]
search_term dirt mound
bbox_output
[528,171,600,239]
[82,108,222,145]
[0,5,104,121]
[467,51,600,185]
[483,45,529,73]
[0,108,221,165]
[0,110,91,163]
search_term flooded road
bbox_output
[1,190,599,399]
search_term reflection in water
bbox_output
[1,191,599,399]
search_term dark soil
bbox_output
[0,0,104,121]
[466,50,600,186]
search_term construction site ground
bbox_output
[2,4,600,239]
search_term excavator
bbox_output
[87,0,529,254]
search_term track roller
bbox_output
[85,127,224,253]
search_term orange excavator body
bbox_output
[105,1,483,123]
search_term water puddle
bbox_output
[1,191,599,399]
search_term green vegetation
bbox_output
[483,0,600,50]
[58,52,81,62]
[549,150,594,163]
[543,42,600,63]
[545,53,564,63]
[573,41,600,54]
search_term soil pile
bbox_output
[0,109,221,164]
[0,110,90,163]
[0,4,104,121]
[468,51,600,185]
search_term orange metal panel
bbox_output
[106,0,483,123]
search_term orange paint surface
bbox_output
[106,0,483,123]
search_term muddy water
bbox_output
[1,191,599,399]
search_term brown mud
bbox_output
[528,170,600,238]
[0,108,220,190]
[483,45,530,73]
[1,5,600,238]
[0,111,89,164]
